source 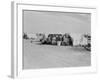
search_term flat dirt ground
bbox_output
[23,39,91,69]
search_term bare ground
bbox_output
[23,39,91,69]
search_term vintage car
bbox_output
[40,33,73,46]
[51,36,57,45]
[46,34,53,44]
[61,33,73,46]
[46,34,62,45]
[84,34,91,51]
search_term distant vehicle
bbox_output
[61,33,73,46]
[51,36,57,45]
[46,34,57,45]
[84,34,91,51]
[40,33,73,46]
[44,34,63,45]
[46,34,53,44]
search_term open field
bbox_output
[23,39,91,69]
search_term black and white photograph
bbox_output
[23,10,91,69]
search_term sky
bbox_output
[23,10,91,34]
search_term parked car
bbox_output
[61,33,73,46]
[39,33,73,46]
[84,34,91,51]
[46,34,53,44]
[46,34,63,45]
[51,36,57,45]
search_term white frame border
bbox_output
[11,1,97,79]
